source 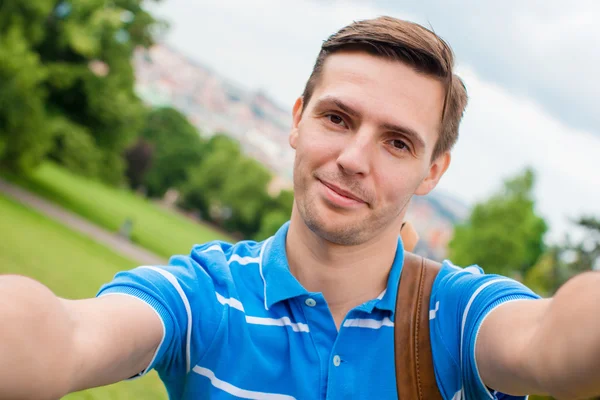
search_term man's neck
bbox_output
[285,212,401,329]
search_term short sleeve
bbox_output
[96,254,224,380]
[429,261,540,400]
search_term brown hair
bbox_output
[302,16,468,160]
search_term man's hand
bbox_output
[0,275,164,400]
[476,271,600,399]
[400,221,419,252]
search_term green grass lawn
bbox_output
[0,194,167,399]
[4,162,231,259]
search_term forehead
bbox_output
[309,51,445,149]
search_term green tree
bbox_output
[448,168,548,277]
[179,134,276,238]
[135,107,205,197]
[570,217,600,271]
[178,134,243,220]
[525,216,600,297]
[0,0,164,183]
[254,189,294,240]
[219,156,272,237]
[273,189,294,217]
[124,137,154,190]
[47,116,103,178]
[254,209,290,241]
[0,24,50,173]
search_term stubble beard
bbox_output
[301,193,368,245]
[298,187,407,246]
[293,164,411,246]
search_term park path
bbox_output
[0,178,166,265]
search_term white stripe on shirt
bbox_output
[245,316,310,332]
[201,244,260,266]
[459,278,510,400]
[228,254,260,266]
[215,292,309,332]
[216,292,245,312]
[139,266,193,373]
[202,244,224,253]
[342,317,394,329]
[193,366,296,399]
[258,237,273,310]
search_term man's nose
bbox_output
[336,128,374,176]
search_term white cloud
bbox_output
[438,65,600,242]
[373,0,600,133]
[149,0,407,106]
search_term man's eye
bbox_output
[327,114,346,127]
[391,139,409,151]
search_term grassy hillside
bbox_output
[4,163,231,258]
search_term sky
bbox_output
[148,0,599,242]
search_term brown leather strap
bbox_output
[394,252,443,400]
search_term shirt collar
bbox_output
[260,221,308,310]
[259,221,406,317]
[372,235,405,320]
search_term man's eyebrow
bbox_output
[315,96,362,118]
[315,95,427,151]
[381,122,426,151]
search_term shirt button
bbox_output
[333,355,341,367]
[305,298,317,307]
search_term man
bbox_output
[1,16,599,400]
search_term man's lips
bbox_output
[318,179,366,204]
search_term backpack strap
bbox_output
[394,251,443,399]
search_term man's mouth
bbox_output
[318,179,367,205]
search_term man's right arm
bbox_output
[0,275,164,400]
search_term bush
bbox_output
[48,121,102,178]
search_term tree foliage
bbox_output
[0,1,297,241]
[0,24,50,172]
[178,134,290,239]
[448,168,548,277]
[179,134,242,220]
[253,189,294,240]
[0,0,164,183]
[124,138,154,190]
[524,216,600,297]
[47,116,102,178]
[135,107,205,197]
[219,156,272,236]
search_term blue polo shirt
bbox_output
[97,222,539,399]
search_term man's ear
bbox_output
[415,151,451,196]
[289,97,303,150]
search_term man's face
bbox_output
[289,50,450,246]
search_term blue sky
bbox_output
[149,0,600,242]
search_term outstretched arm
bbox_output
[477,271,600,399]
[0,275,163,400]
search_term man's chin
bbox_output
[304,215,365,246]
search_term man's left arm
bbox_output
[477,271,600,399]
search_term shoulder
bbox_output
[96,239,263,320]
[431,260,538,310]
[430,259,540,341]
[429,260,539,399]
[186,239,266,289]
[95,238,268,380]
[189,239,263,271]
